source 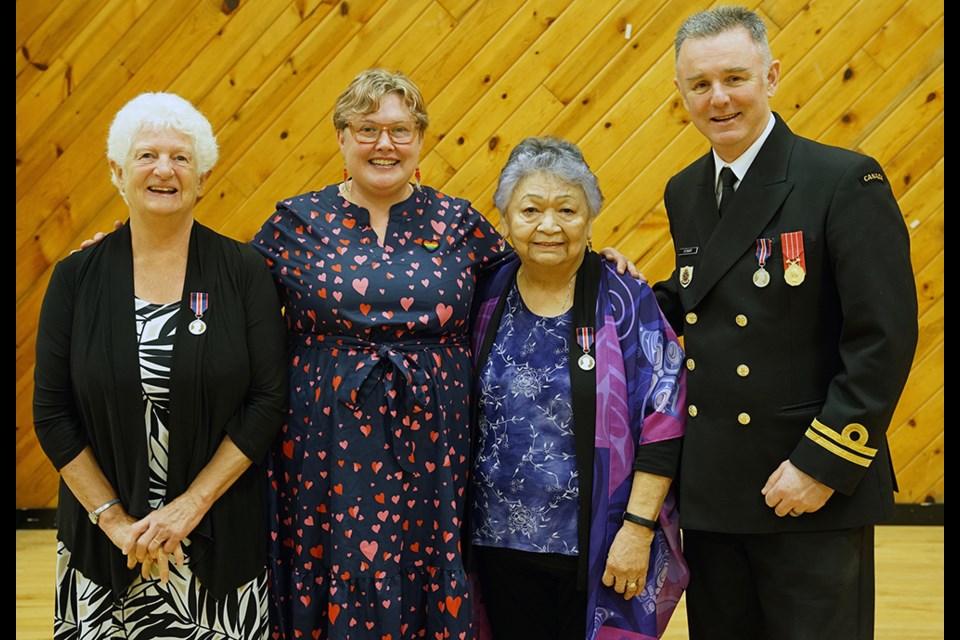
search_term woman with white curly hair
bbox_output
[33,92,287,638]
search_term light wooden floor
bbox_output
[17,526,943,639]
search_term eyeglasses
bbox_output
[347,121,419,144]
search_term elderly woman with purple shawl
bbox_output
[468,136,688,640]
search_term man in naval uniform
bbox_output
[652,6,919,639]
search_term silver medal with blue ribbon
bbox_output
[189,291,208,335]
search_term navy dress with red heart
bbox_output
[252,183,508,639]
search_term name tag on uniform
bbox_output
[678,246,699,256]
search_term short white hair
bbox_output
[106,92,218,190]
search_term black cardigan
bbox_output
[33,221,288,600]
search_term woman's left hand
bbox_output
[136,537,186,584]
[127,435,254,582]
[127,493,204,582]
[598,246,645,281]
[601,523,655,600]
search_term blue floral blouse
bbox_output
[471,282,580,555]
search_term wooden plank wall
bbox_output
[16,0,944,509]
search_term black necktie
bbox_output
[718,166,737,218]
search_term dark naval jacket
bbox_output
[654,113,919,533]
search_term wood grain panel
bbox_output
[16,0,944,508]
[819,16,944,150]
[15,0,119,123]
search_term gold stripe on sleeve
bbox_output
[804,419,876,467]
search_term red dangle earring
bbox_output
[340,166,351,196]
[414,166,422,191]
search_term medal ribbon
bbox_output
[755,238,771,268]
[190,292,209,319]
[576,326,594,355]
[780,231,806,272]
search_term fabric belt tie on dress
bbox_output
[297,334,458,474]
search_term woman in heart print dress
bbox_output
[251,68,509,639]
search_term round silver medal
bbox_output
[753,267,770,288]
[189,319,207,335]
[578,353,595,371]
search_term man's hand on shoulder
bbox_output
[598,246,647,281]
[71,220,123,254]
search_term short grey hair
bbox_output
[106,92,219,190]
[494,136,604,218]
[675,6,773,70]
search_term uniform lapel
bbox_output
[689,115,796,308]
[692,158,720,241]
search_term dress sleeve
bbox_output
[633,438,681,478]
[33,261,88,470]
[461,202,515,273]
[249,202,296,290]
[222,245,289,463]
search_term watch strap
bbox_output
[89,498,121,525]
[622,511,657,530]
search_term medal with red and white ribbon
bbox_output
[780,231,806,286]
[189,292,208,335]
[576,326,595,371]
